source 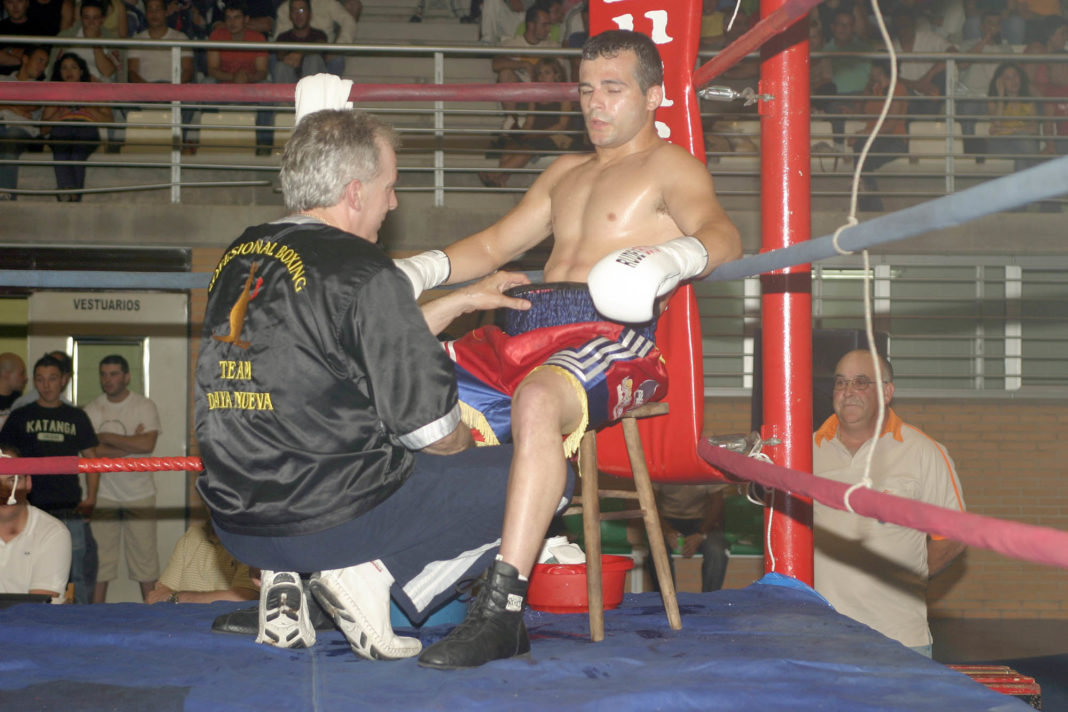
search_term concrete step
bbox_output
[346,55,493,83]
[354,19,479,44]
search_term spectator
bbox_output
[480,0,526,45]
[809,11,835,103]
[515,0,564,44]
[955,11,1009,157]
[0,354,100,604]
[651,483,730,593]
[479,56,578,187]
[163,0,211,39]
[11,350,73,410]
[986,62,1042,169]
[0,353,28,427]
[206,0,272,155]
[84,355,162,604]
[41,53,112,202]
[273,0,333,82]
[273,0,356,55]
[891,8,956,115]
[26,0,75,37]
[0,0,48,75]
[813,349,966,656]
[1005,0,1062,45]
[826,9,872,98]
[0,468,73,603]
[0,45,49,201]
[100,0,129,37]
[409,0,468,23]
[817,8,873,149]
[145,520,258,604]
[128,0,195,84]
[58,0,121,82]
[1024,17,1068,155]
[128,0,197,150]
[561,0,586,48]
[851,60,908,211]
[491,4,557,135]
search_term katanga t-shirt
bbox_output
[0,402,98,511]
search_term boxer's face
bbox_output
[578,50,660,149]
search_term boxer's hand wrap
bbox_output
[588,236,708,323]
[394,249,451,299]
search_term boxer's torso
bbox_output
[542,140,693,282]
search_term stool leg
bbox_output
[622,417,682,631]
[579,430,604,642]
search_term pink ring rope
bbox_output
[0,456,203,474]
[697,439,1068,571]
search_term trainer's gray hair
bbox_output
[280,109,400,212]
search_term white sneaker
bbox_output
[309,560,422,661]
[255,570,316,649]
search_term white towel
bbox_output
[294,74,354,124]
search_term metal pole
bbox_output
[759,0,813,584]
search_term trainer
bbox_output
[194,108,543,660]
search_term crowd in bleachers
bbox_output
[1,0,1066,200]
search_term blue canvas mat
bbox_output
[0,576,1030,712]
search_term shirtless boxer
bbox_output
[414,30,742,670]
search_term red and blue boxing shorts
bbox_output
[444,282,668,457]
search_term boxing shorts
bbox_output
[444,282,668,457]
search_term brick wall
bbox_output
[670,396,1068,621]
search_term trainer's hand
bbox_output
[420,271,530,336]
[455,270,532,313]
[394,249,451,299]
[587,236,708,322]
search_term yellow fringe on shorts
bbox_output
[530,364,589,459]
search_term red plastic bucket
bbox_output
[527,555,635,614]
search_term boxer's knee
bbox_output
[512,369,583,437]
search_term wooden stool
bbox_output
[567,402,682,641]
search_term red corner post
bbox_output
[758,2,814,583]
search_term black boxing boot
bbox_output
[417,559,530,670]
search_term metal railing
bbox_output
[1,36,1066,208]
[698,254,1068,397]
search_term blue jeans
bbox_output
[62,516,98,605]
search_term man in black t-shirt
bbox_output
[0,354,99,604]
[196,109,552,661]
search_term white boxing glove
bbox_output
[394,249,451,299]
[294,74,354,125]
[587,236,708,323]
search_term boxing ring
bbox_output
[1,0,1066,709]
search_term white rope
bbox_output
[836,0,897,513]
[2,452,16,505]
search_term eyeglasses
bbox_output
[832,375,887,391]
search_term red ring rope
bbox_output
[697,439,1068,570]
[0,456,203,474]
